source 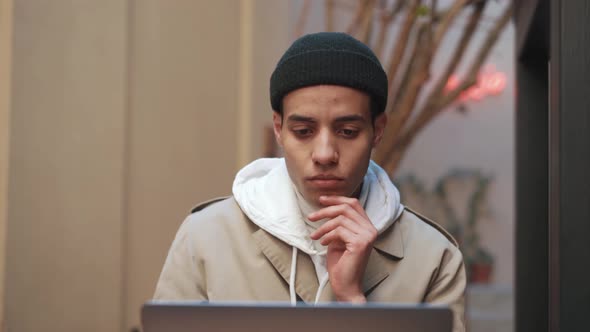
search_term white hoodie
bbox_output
[232,158,404,304]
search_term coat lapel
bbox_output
[252,229,319,303]
[317,247,393,302]
[320,215,406,301]
[253,214,406,303]
[362,248,393,293]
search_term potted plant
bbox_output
[396,169,496,284]
[437,170,495,284]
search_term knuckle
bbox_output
[338,205,349,214]
[354,240,369,251]
[367,234,377,244]
[369,228,378,238]
[344,205,355,215]
[342,197,359,208]
[361,237,372,248]
[330,216,343,227]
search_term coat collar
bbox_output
[252,213,404,303]
[373,210,405,259]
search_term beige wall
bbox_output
[3,1,289,331]
[124,1,290,329]
[249,0,290,160]
[5,1,128,331]
[0,0,13,330]
[123,1,241,330]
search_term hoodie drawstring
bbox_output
[290,247,330,305]
[289,247,298,306]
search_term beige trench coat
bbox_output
[154,197,466,331]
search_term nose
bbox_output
[311,131,338,166]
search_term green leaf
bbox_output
[416,5,430,16]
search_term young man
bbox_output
[154,32,466,331]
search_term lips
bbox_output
[306,175,344,188]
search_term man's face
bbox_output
[273,85,387,207]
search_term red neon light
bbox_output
[445,65,507,103]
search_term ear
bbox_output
[272,112,284,147]
[372,112,387,147]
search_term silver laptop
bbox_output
[141,301,453,332]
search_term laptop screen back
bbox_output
[142,302,453,332]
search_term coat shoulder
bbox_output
[401,206,459,248]
[183,196,255,236]
[190,196,232,214]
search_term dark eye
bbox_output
[293,128,313,137]
[340,128,359,138]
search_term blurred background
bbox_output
[1,0,515,331]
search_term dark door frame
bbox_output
[515,1,590,331]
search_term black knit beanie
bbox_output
[270,32,388,114]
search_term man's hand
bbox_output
[308,195,377,303]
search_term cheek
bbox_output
[341,137,373,158]
[282,141,308,175]
[340,140,373,172]
[282,136,311,159]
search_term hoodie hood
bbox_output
[232,158,404,256]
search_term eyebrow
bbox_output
[286,114,316,123]
[333,115,367,123]
[286,114,367,124]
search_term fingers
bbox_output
[310,215,364,241]
[308,197,370,228]
[318,195,368,219]
[308,204,364,224]
[310,216,377,252]
[308,195,377,249]
[318,225,375,250]
[317,226,357,247]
